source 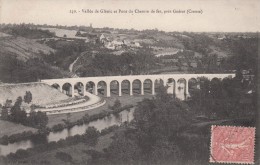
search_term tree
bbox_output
[133,96,192,154]
[110,99,121,110]
[1,100,12,120]
[95,87,193,164]
[55,152,73,163]
[10,97,27,124]
[155,85,171,102]
[104,133,142,165]
[150,139,181,164]
[84,127,100,146]
[35,111,48,129]
[27,111,48,129]
[1,106,9,120]
[75,30,81,36]
[24,91,32,104]
[62,113,71,126]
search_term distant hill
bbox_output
[0,34,55,61]
[0,32,76,83]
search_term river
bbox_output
[0,88,187,156]
[0,108,134,156]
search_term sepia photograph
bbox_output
[0,0,259,164]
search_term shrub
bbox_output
[100,125,119,136]
[0,135,8,145]
[83,149,104,160]
[52,123,65,132]
[110,99,122,110]
[24,91,32,104]
[55,152,73,163]
[84,127,100,146]
[0,131,34,144]
[13,149,29,159]
[40,160,51,164]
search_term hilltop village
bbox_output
[0,23,257,82]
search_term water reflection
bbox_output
[0,140,33,156]
[0,108,134,156]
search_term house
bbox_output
[123,40,141,48]
[182,62,188,67]
[99,33,106,41]
[133,42,141,47]
[162,59,178,63]
[104,42,116,50]
[104,39,124,50]
[99,33,111,44]
[111,39,124,46]
[190,61,198,68]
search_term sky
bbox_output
[1,0,260,32]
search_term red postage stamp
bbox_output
[210,125,255,164]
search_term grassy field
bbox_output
[0,95,152,138]
[0,120,37,138]
[0,83,69,107]
[0,36,54,61]
[20,132,114,164]
[47,95,153,127]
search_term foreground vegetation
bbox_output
[1,92,48,130]
[0,125,120,164]
[86,78,256,165]
[0,24,257,164]
[0,75,255,164]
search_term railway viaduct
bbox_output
[41,73,235,97]
[41,73,235,99]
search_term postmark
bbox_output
[210,125,255,164]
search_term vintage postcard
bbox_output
[0,0,259,164]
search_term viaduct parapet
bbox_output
[41,73,235,99]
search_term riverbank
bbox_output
[1,125,122,164]
[16,132,115,164]
[47,95,153,127]
[0,120,37,138]
[0,95,153,137]
[0,95,152,156]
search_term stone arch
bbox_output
[86,81,96,94]
[51,83,61,91]
[177,78,187,100]
[166,78,176,95]
[132,79,142,95]
[188,78,199,93]
[222,77,231,82]
[197,77,210,93]
[222,77,232,87]
[62,83,73,97]
[154,78,164,93]
[143,79,153,94]
[110,80,120,96]
[222,77,233,95]
[177,78,187,90]
[121,80,131,95]
[97,81,107,96]
[210,77,222,97]
[74,82,84,96]
[211,77,221,82]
